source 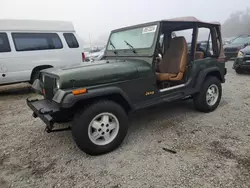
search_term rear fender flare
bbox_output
[194,67,223,91]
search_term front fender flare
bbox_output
[57,86,132,109]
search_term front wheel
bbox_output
[193,77,222,112]
[235,67,244,74]
[72,100,128,155]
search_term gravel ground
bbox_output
[0,61,250,188]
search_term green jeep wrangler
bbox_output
[27,17,227,155]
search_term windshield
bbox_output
[107,25,157,50]
[231,37,250,44]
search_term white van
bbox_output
[0,19,85,85]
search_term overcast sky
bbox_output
[0,0,249,45]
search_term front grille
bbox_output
[224,48,238,53]
[244,55,250,61]
[44,76,55,102]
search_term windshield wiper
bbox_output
[124,40,136,53]
[109,41,117,54]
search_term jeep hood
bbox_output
[43,60,151,89]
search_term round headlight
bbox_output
[237,51,244,58]
[55,79,60,89]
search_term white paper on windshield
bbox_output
[142,25,157,34]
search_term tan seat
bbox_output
[156,36,188,81]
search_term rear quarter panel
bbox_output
[189,57,225,89]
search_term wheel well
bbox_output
[72,94,132,114]
[30,65,53,80]
[206,71,222,82]
[194,70,223,92]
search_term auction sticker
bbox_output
[142,25,157,34]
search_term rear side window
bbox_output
[12,33,63,51]
[0,33,11,52]
[63,33,79,48]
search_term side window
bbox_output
[0,33,11,52]
[174,29,193,43]
[63,33,79,48]
[174,29,193,51]
[197,28,214,56]
[12,33,63,51]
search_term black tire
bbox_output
[235,67,244,74]
[193,76,222,113]
[72,100,128,155]
[30,71,40,84]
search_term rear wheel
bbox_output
[193,77,222,112]
[72,100,128,155]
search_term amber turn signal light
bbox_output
[72,88,87,95]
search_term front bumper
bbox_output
[27,98,59,131]
[233,57,250,70]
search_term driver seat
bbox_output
[156,36,188,81]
